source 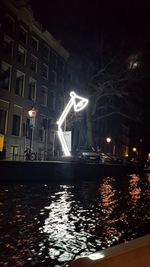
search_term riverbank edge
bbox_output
[0,160,143,182]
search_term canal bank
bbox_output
[0,160,143,182]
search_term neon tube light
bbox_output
[57,91,88,156]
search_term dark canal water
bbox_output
[0,173,150,267]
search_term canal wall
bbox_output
[0,160,143,182]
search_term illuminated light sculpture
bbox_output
[57,91,88,156]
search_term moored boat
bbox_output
[69,235,150,267]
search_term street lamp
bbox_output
[106,137,111,144]
[28,107,37,159]
[106,137,115,155]
[132,147,138,161]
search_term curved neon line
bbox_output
[57,91,88,156]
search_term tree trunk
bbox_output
[87,106,94,148]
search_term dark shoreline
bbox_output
[0,160,143,182]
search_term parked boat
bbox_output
[69,235,150,267]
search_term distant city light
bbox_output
[133,147,137,152]
[57,91,88,156]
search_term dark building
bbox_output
[0,0,69,160]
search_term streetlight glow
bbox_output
[28,108,37,118]
[106,137,111,143]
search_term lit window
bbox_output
[30,55,38,72]
[0,61,11,90]
[12,114,20,136]
[31,36,39,50]
[28,77,36,101]
[42,64,48,79]
[17,45,26,65]
[41,86,48,106]
[0,109,7,134]
[15,70,25,96]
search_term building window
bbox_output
[3,35,13,57]
[122,145,129,157]
[31,36,39,50]
[49,90,54,109]
[19,26,27,44]
[50,51,57,69]
[28,77,36,101]
[0,109,7,134]
[50,70,57,84]
[4,15,14,36]
[38,115,48,142]
[12,114,20,136]
[17,45,26,65]
[15,70,25,96]
[57,58,65,75]
[10,146,19,160]
[42,64,48,79]
[0,61,11,90]
[58,75,64,89]
[42,44,49,60]
[30,55,38,72]
[41,86,48,106]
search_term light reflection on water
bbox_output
[0,173,150,267]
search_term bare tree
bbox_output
[85,53,144,147]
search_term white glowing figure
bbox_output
[57,91,88,156]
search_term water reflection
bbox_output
[41,185,97,264]
[0,173,149,267]
[129,174,141,204]
[42,185,75,262]
[95,177,122,248]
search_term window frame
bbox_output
[3,35,14,57]
[12,114,21,136]
[18,26,27,45]
[0,61,12,91]
[28,77,37,102]
[41,85,48,107]
[17,45,26,65]
[30,55,38,73]
[42,64,49,80]
[15,70,25,97]
[31,35,39,51]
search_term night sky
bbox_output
[30,0,150,144]
[30,0,150,54]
